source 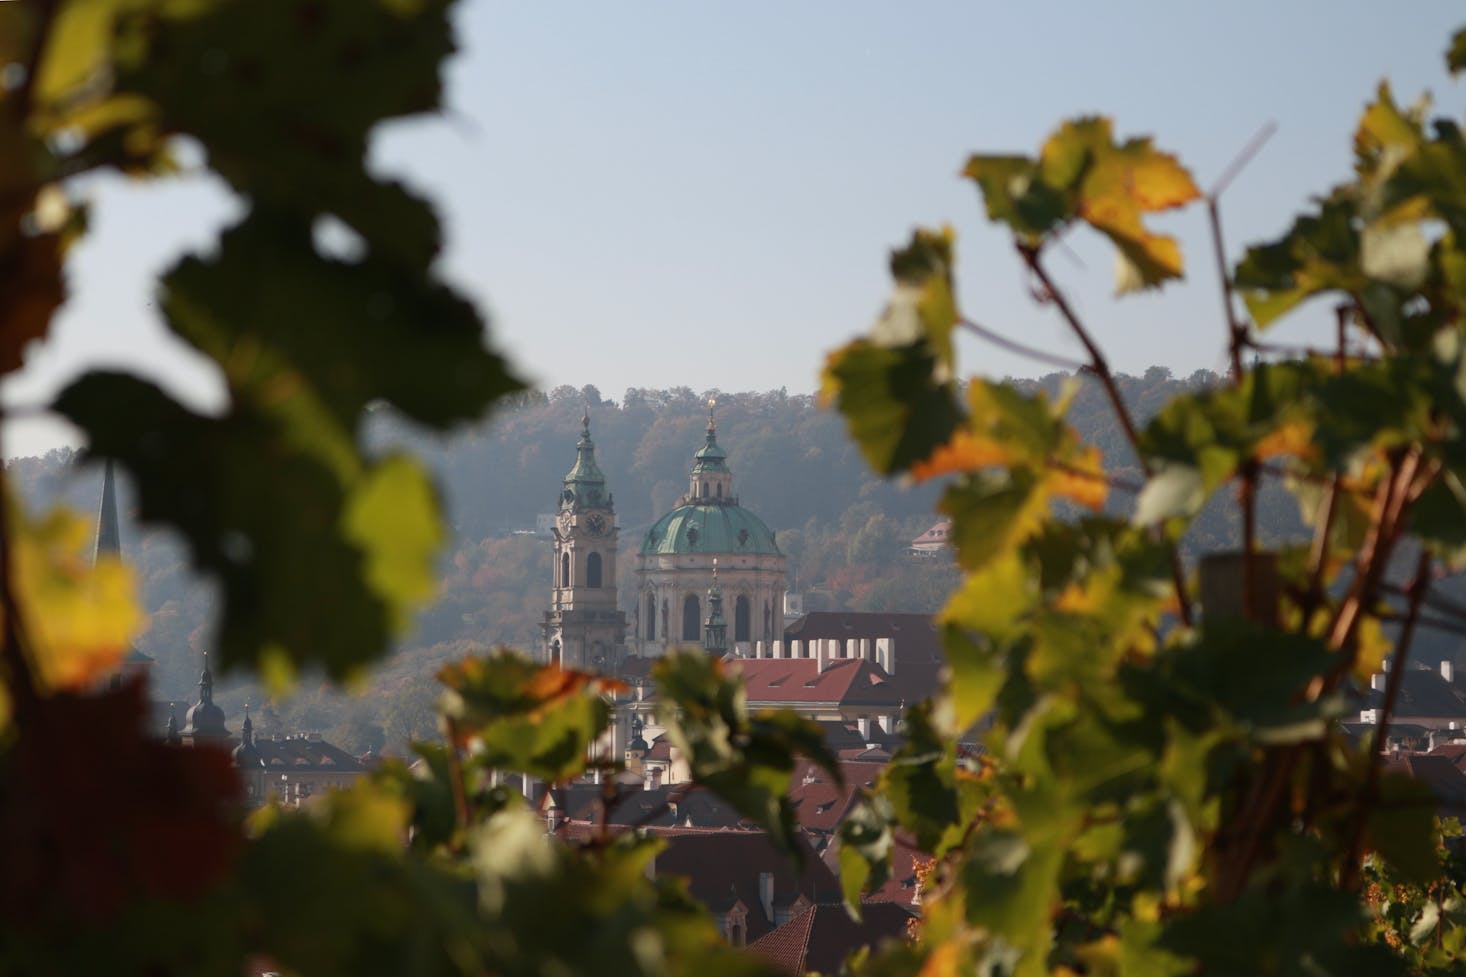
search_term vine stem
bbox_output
[957,318,1087,374]
[11,0,61,124]
[1327,447,1422,663]
[443,717,471,834]
[1206,193,1259,619]
[1018,243,1193,627]
[1340,550,1432,891]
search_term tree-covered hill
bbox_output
[7,368,1402,752]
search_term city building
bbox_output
[631,404,787,657]
[540,407,627,671]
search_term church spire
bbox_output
[560,406,608,512]
[94,459,121,564]
[703,559,727,654]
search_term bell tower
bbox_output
[542,408,626,671]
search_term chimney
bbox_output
[1444,660,1456,684]
[876,638,894,674]
[1370,673,1386,692]
[759,872,775,922]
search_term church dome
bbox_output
[187,699,227,737]
[232,711,264,769]
[642,503,780,556]
[641,404,780,557]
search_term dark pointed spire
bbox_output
[186,650,228,739]
[94,459,121,564]
[165,703,181,745]
[241,704,254,745]
[704,558,727,654]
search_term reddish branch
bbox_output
[957,318,1087,374]
[1018,244,1193,627]
[1340,551,1432,891]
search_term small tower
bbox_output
[232,706,267,805]
[624,714,649,779]
[185,651,229,745]
[94,460,154,689]
[703,561,727,655]
[541,408,627,671]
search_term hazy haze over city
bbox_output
[3,1,1462,457]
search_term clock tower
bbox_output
[541,408,626,671]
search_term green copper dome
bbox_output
[642,404,779,556]
[641,503,780,556]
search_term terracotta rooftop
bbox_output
[731,657,902,707]
[782,612,944,704]
[749,903,915,975]
[650,829,840,941]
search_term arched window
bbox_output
[560,552,571,588]
[735,596,751,643]
[682,594,701,642]
[716,483,722,498]
[646,593,656,640]
[700,482,708,498]
[587,552,602,588]
[550,640,561,667]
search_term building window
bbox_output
[560,552,571,588]
[735,596,751,643]
[550,640,561,667]
[682,594,701,642]
[646,593,656,640]
[587,552,602,588]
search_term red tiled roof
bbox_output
[782,612,944,704]
[788,759,883,835]
[732,657,902,707]
[750,903,915,976]
[651,830,839,941]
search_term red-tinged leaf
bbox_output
[0,231,65,375]
[0,680,241,923]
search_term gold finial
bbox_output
[707,397,716,431]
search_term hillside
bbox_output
[14,369,1450,752]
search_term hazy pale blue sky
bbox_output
[4,1,1464,456]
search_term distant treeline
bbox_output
[14,369,1457,753]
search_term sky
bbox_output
[4,1,1465,457]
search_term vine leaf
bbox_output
[824,227,965,476]
[54,373,444,682]
[10,500,142,695]
[653,651,838,856]
[965,117,1199,292]
[437,652,624,783]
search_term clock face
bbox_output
[586,513,608,536]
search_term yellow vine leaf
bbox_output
[1049,445,1108,511]
[1255,420,1319,463]
[1043,117,1201,293]
[5,504,143,692]
[910,428,1012,482]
